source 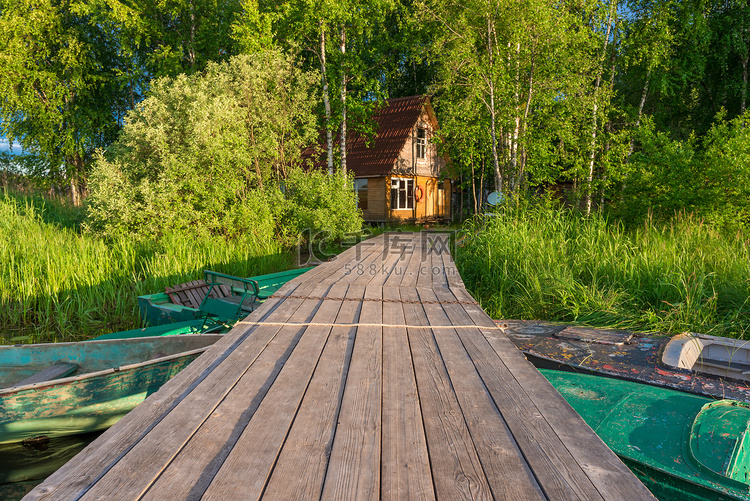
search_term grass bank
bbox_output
[0,191,293,344]
[455,203,750,338]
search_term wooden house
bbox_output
[347,95,451,222]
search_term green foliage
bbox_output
[616,112,750,231]
[0,0,127,195]
[278,167,362,241]
[85,50,323,241]
[456,200,750,338]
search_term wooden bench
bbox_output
[165,280,232,309]
[14,363,79,387]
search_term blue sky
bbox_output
[0,137,21,154]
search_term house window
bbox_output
[416,127,427,159]
[391,178,414,210]
[353,178,368,210]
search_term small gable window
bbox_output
[416,127,427,159]
[391,178,414,210]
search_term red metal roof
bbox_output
[346,95,428,177]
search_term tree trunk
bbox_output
[628,68,651,157]
[510,42,521,192]
[187,0,196,68]
[487,18,502,193]
[459,171,464,222]
[471,155,478,214]
[67,154,86,207]
[339,25,347,175]
[320,21,334,175]
[479,160,485,210]
[516,48,535,191]
[742,49,748,115]
[585,1,616,215]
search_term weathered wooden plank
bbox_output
[350,238,392,286]
[25,281,308,501]
[131,284,339,500]
[262,284,367,500]
[200,283,348,500]
[400,287,494,500]
[441,241,465,289]
[291,237,379,288]
[430,286,603,500]
[383,233,418,287]
[414,287,546,501]
[78,283,335,500]
[429,233,451,289]
[27,234,655,501]
[415,233,433,288]
[380,286,434,501]
[323,238,387,286]
[399,235,425,288]
[343,240,388,287]
[360,233,415,289]
[448,287,656,500]
[321,283,383,501]
[186,286,205,309]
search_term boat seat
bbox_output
[165,280,233,309]
[198,270,260,329]
[14,363,79,387]
[698,357,750,374]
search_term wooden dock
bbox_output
[26,232,655,500]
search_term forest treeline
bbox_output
[1,0,749,230]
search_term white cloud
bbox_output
[0,137,21,154]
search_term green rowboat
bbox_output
[0,334,221,445]
[138,267,314,327]
[541,368,750,500]
[96,268,308,340]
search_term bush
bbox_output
[616,112,750,232]
[278,168,362,242]
[84,49,325,242]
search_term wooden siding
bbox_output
[358,175,451,222]
[392,108,444,179]
[361,177,387,221]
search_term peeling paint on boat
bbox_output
[0,335,221,445]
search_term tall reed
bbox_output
[0,192,292,343]
[455,203,750,338]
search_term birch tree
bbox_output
[423,0,595,195]
[254,0,394,174]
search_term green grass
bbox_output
[455,202,750,339]
[5,188,749,343]
[0,191,294,344]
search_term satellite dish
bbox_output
[487,191,504,206]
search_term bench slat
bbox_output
[15,363,79,387]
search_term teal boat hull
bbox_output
[541,369,750,500]
[92,318,222,340]
[0,335,221,445]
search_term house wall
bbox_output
[357,176,452,223]
[386,175,451,221]
[391,108,445,179]
[359,177,387,221]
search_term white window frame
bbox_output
[416,127,427,159]
[391,177,414,210]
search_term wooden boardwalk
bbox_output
[26,232,655,501]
